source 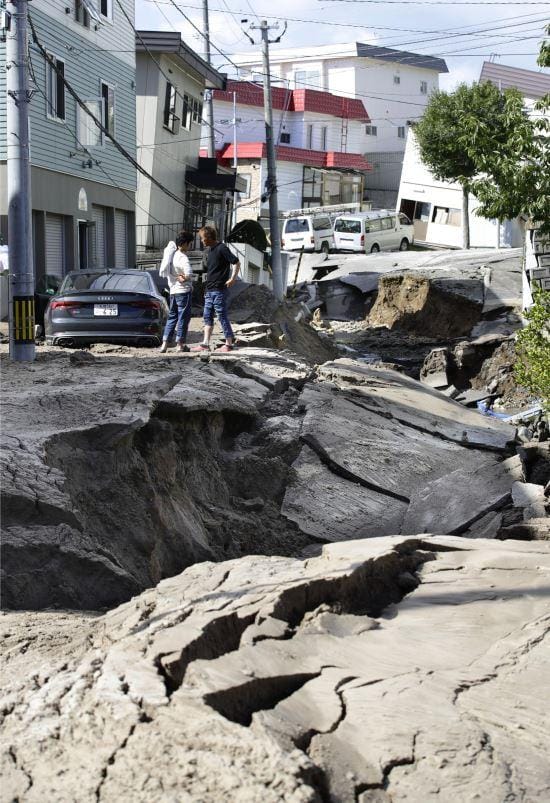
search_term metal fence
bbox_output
[136,223,185,252]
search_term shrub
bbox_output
[514,288,550,410]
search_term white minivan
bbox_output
[281,214,334,254]
[333,210,414,253]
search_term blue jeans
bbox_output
[203,290,234,341]
[163,292,192,342]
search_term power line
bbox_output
[143,0,547,38]
[219,17,548,67]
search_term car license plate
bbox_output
[94,304,118,316]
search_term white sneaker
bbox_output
[159,341,168,353]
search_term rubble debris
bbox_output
[511,481,547,520]
[419,347,449,389]
[518,442,550,485]
[1,537,549,802]
[227,281,338,364]
[316,279,367,321]
[497,517,550,541]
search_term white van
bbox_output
[281,214,334,254]
[333,210,414,253]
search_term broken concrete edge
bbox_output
[102,535,475,700]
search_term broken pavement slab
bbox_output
[402,455,524,535]
[1,536,549,802]
[280,360,521,541]
[317,359,515,451]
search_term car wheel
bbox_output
[399,238,409,251]
[370,243,380,253]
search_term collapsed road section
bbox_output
[0,340,536,611]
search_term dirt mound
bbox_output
[368,274,483,339]
[227,282,280,324]
[228,282,337,364]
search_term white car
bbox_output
[333,210,414,253]
[281,214,334,254]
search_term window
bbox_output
[100,0,113,19]
[365,124,377,136]
[77,100,101,148]
[432,206,461,226]
[313,217,331,231]
[365,219,382,233]
[79,0,102,24]
[397,126,406,139]
[191,98,201,124]
[321,126,327,150]
[62,272,151,293]
[393,74,400,85]
[399,212,412,225]
[294,69,321,89]
[306,124,313,149]
[381,216,396,230]
[74,0,90,28]
[238,173,252,200]
[182,93,201,127]
[182,93,192,130]
[280,132,291,144]
[420,80,428,95]
[414,202,431,222]
[334,218,361,234]
[285,218,310,234]
[101,82,115,137]
[163,82,178,133]
[46,54,65,121]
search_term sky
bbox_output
[135,0,550,91]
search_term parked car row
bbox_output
[281,210,414,254]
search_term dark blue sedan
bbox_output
[44,269,169,348]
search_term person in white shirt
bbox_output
[159,231,194,353]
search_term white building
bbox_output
[232,43,448,207]
[207,80,371,223]
[397,62,550,250]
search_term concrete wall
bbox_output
[261,160,304,214]
[233,162,263,224]
[136,52,207,239]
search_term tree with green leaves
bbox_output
[414,81,535,248]
[469,25,550,236]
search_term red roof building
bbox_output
[207,81,372,221]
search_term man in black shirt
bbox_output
[192,225,240,352]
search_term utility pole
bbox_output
[5,0,35,361]
[248,19,286,301]
[202,0,216,159]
